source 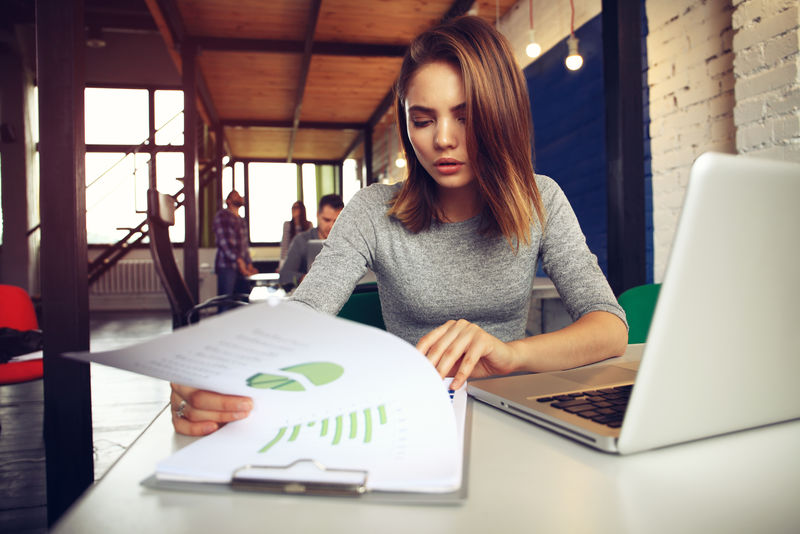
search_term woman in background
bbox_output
[277,200,312,271]
[170,15,628,435]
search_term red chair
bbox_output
[0,284,43,384]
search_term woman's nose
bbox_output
[434,119,458,150]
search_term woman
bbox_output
[277,200,312,271]
[170,15,628,436]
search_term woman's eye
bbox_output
[412,119,431,127]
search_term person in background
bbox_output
[212,190,258,310]
[170,16,627,435]
[278,194,344,288]
[278,200,312,271]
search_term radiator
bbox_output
[90,259,168,295]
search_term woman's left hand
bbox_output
[417,319,520,389]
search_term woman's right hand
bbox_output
[170,383,254,436]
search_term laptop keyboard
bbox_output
[536,384,633,428]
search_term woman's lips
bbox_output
[434,158,464,175]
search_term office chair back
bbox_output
[147,189,195,328]
[337,282,386,330]
[0,284,43,384]
[617,283,662,344]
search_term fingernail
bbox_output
[238,401,252,411]
[233,411,249,420]
[202,423,218,434]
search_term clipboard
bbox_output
[141,398,472,505]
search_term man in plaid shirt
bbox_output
[213,190,257,309]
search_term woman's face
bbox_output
[404,61,474,191]
[291,205,301,220]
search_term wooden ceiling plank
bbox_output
[196,36,406,58]
[221,119,365,130]
[287,0,322,163]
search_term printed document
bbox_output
[67,301,464,493]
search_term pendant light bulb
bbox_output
[395,152,407,168]
[565,35,583,71]
[525,29,542,59]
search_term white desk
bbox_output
[53,345,800,533]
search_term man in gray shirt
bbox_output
[279,194,344,288]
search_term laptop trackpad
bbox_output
[547,363,637,389]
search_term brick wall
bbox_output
[732,0,800,161]
[645,0,736,281]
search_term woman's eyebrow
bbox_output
[407,103,466,113]
[407,105,434,114]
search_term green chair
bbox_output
[337,281,386,330]
[617,283,662,344]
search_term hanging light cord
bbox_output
[569,0,576,36]
[529,0,534,29]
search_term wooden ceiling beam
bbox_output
[195,36,406,58]
[286,0,322,163]
[221,119,364,130]
[441,0,477,22]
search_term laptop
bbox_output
[306,239,324,270]
[468,152,800,454]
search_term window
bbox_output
[85,88,149,145]
[301,164,318,227]
[247,162,298,243]
[85,152,150,244]
[84,86,183,244]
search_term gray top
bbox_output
[292,175,626,345]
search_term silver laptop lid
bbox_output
[618,153,800,453]
[306,239,324,269]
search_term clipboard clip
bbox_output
[231,459,368,496]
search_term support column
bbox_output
[36,0,93,525]
[0,48,31,289]
[602,0,646,295]
[181,38,199,302]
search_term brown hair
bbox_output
[290,200,311,240]
[387,15,544,249]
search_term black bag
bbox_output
[0,327,44,363]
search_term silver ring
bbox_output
[176,399,187,419]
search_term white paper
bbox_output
[67,301,464,493]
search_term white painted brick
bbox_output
[765,86,800,114]
[649,71,689,101]
[650,132,681,156]
[722,26,735,53]
[733,6,799,50]
[649,14,694,47]
[734,98,767,124]
[680,37,724,68]
[763,29,800,66]
[703,5,735,38]
[678,126,708,149]
[735,61,798,100]
[677,83,714,108]
[646,2,686,30]
[734,44,767,76]
[739,122,773,148]
[708,90,737,117]
[711,114,736,141]
[771,112,800,141]
[719,71,736,92]
[707,51,735,78]
[705,138,738,153]
[648,59,675,85]
[733,0,797,30]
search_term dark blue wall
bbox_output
[525,15,609,273]
[524,12,653,282]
